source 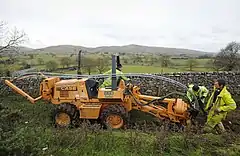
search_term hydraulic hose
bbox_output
[128,89,187,107]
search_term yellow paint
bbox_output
[5,74,191,129]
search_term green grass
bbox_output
[1,95,240,156]
[123,65,176,73]
[0,54,215,76]
[171,58,210,66]
[63,65,212,75]
[123,65,212,73]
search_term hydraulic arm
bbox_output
[5,80,42,104]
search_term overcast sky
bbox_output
[0,0,239,52]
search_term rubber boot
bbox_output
[203,125,213,134]
[184,119,192,132]
[216,122,226,134]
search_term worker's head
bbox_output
[117,63,122,71]
[192,84,199,92]
[214,79,226,89]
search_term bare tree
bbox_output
[160,55,171,67]
[82,56,98,75]
[28,54,34,59]
[205,59,221,71]
[96,57,110,74]
[0,21,27,54]
[133,55,143,64]
[37,58,44,65]
[150,56,158,66]
[60,57,72,68]
[123,58,128,64]
[187,59,198,71]
[45,60,58,71]
[213,41,240,71]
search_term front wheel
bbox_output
[100,104,128,129]
[53,103,80,128]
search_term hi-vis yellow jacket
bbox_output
[100,69,129,88]
[205,86,236,119]
[187,84,209,103]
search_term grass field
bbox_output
[1,54,214,76]
[122,65,212,73]
[64,65,212,74]
[1,95,240,156]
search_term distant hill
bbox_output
[18,46,34,53]
[0,46,33,54]
[89,44,213,56]
[3,44,215,57]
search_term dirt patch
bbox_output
[223,109,240,133]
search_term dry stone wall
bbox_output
[155,71,240,95]
[0,72,240,98]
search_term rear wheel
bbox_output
[100,104,128,129]
[53,103,80,128]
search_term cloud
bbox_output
[0,0,240,52]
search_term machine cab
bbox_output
[52,78,99,101]
[97,79,125,102]
[81,77,126,102]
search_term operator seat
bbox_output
[104,79,126,90]
[85,78,99,98]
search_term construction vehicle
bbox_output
[4,55,199,129]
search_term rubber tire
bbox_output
[53,103,80,128]
[100,104,128,130]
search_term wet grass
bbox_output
[0,95,240,156]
